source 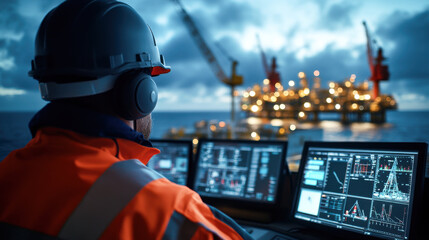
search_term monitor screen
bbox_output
[193,140,287,203]
[148,140,192,186]
[293,142,426,240]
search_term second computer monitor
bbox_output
[148,139,193,186]
[192,139,288,204]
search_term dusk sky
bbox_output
[0,0,428,111]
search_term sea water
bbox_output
[1,111,429,161]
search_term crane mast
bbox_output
[363,21,389,98]
[363,21,375,79]
[256,35,270,78]
[171,0,243,123]
[256,35,281,92]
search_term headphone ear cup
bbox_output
[114,71,158,120]
[135,75,158,117]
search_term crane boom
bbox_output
[363,21,375,76]
[256,34,270,77]
[171,0,229,84]
[171,0,243,125]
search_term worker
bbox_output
[0,0,252,239]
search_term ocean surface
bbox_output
[1,111,429,163]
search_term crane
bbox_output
[171,0,243,123]
[256,34,281,92]
[363,21,390,98]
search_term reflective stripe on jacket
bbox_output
[0,127,249,239]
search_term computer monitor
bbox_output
[148,139,193,186]
[292,142,427,240]
[191,139,289,221]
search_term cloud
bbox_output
[0,49,15,71]
[0,90,46,111]
[322,1,359,29]
[156,84,232,111]
[0,86,26,96]
[0,0,59,92]
[377,8,429,80]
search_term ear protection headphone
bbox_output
[113,70,158,120]
[37,69,158,121]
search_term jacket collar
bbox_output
[29,102,153,148]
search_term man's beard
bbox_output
[135,114,152,140]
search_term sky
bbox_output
[0,0,428,111]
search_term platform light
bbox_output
[210,125,216,132]
[283,91,289,96]
[274,92,280,97]
[353,90,358,95]
[273,104,280,111]
[298,112,305,118]
[359,105,364,111]
[219,121,226,128]
[329,89,335,94]
[314,70,320,76]
[288,80,295,87]
[243,92,249,98]
[352,103,358,110]
[280,104,286,110]
[249,91,256,97]
[279,128,286,135]
[304,102,311,108]
[329,82,335,88]
[270,96,277,102]
[251,132,260,140]
[289,124,297,131]
[354,94,360,100]
[256,100,263,105]
[363,81,369,89]
[303,88,310,95]
[263,95,269,101]
[275,82,282,89]
[192,138,199,145]
[251,105,259,112]
[345,81,351,87]
[337,87,343,93]
[263,79,270,85]
[326,97,332,103]
[365,94,371,100]
[242,104,248,110]
[335,104,341,110]
[298,72,305,78]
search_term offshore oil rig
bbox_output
[165,1,397,140]
[240,71,397,123]
[241,22,396,124]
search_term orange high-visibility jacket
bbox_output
[0,103,251,239]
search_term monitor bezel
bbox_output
[290,141,427,240]
[189,138,289,214]
[150,139,194,187]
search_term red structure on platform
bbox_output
[363,21,390,98]
[257,35,281,92]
